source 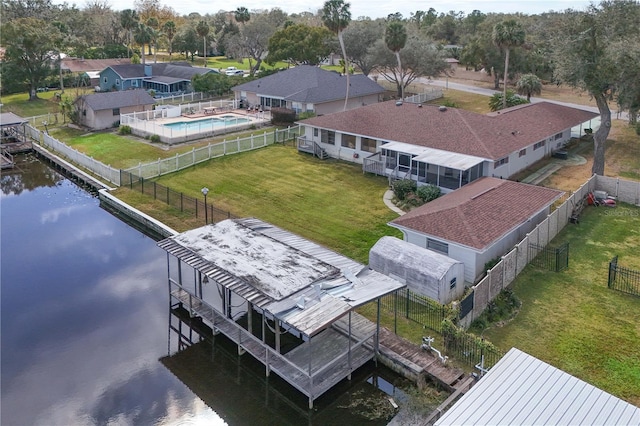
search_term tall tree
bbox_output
[1,17,62,100]
[229,12,280,75]
[146,17,159,61]
[384,20,408,99]
[134,23,153,65]
[163,20,177,60]
[553,0,640,175]
[120,9,139,58]
[516,73,542,101]
[322,0,351,111]
[234,7,250,26]
[266,24,331,66]
[492,20,526,110]
[343,19,385,76]
[196,20,210,67]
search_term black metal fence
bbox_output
[442,330,504,370]
[459,291,474,319]
[379,288,446,333]
[529,242,569,272]
[608,256,640,297]
[120,170,237,224]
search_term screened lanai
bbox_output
[157,218,405,408]
[380,142,486,191]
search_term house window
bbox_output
[321,129,335,145]
[132,80,138,87]
[450,277,457,290]
[361,137,377,153]
[112,108,120,116]
[534,141,545,150]
[116,79,120,86]
[554,132,563,140]
[341,134,356,149]
[313,128,318,137]
[495,156,509,167]
[82,110,86,116]
[399,153,412,171]
[427,238,448,255]
[519,148,526,157]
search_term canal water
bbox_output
[1,154,410,426]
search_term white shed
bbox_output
[369,236,465,304]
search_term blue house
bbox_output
[99,62,216,96]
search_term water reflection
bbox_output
[1,155,410,425]
[162,308,407,425]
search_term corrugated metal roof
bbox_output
[382,142,486,170]
[0,112,27,127]
[157,218,406,337]
[435,348,640,426]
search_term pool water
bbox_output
[165,115,251,131]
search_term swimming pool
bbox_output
[164,115,251,131]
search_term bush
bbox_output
[119,125,132,135]
[392,179,417,201]
[416,184,441,203]
[270,107,297,125]
[635,122,640,136]
[150,134,160,143]
[297,111,317,120]
[488,89,529,111]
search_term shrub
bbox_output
[150,134,160,143]
[416,184,441,203]
[488,89,529,111]
[297,111,317,120]
[119,125,132,135]
[635,122,640,136]
[392,179,417,201]
[270,107,296,125]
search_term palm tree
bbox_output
[196,20,210,67]
[322,0,351,111]
[134,23,153,66]
[120,9,139,59]
[235,7,250,26]
[145,17,160,63]
[163,21,177,60]
[385,21,408,99]
[492,19,526,110]
[516,73,542,101]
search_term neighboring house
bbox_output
[75,90,155,130]
[297,100,597,192]
[370,236,466,304]
[99,62,216,95]
[435,347,640,426]
[231,65,385,115]
[62,58,131,74]
[388,177,564,283]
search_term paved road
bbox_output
[418,76,629,121]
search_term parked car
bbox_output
[225,67,244,76]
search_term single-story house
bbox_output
[389,177,564,283]
[435,347,640,426]
[369,236,465,304]
[297,100,598,192]
[99,62,216,96]
[231,65,385,115]
[75,90,155,130]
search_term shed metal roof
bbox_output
[435,348,640,426]
[381,141,486,170]
[158,218,405,337]
[0,112,27,127]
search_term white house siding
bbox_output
[86,104,152,130]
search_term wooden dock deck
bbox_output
[378,326,466,392]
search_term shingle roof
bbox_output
[104,62,214,80]
[299,100,598,160]
[232,65,385,104]
[390,177,564,250]
[79,90,155,111]
[62,58,131,73]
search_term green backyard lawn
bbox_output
[481,203,640,405]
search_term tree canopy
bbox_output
[266,24,332,66]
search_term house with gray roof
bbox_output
[75,90,155,130]
[231,65,385,114]
[389,177,564,283]
[99,62,216,96]
[297,100,598,192]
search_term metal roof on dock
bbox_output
[158,218,405,337]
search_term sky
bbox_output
[66,0,595,19]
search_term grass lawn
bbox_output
[480,204,640,405]
[49,126,282,169]
[116,143,402,263]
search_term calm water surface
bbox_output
[1,155,407,425]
